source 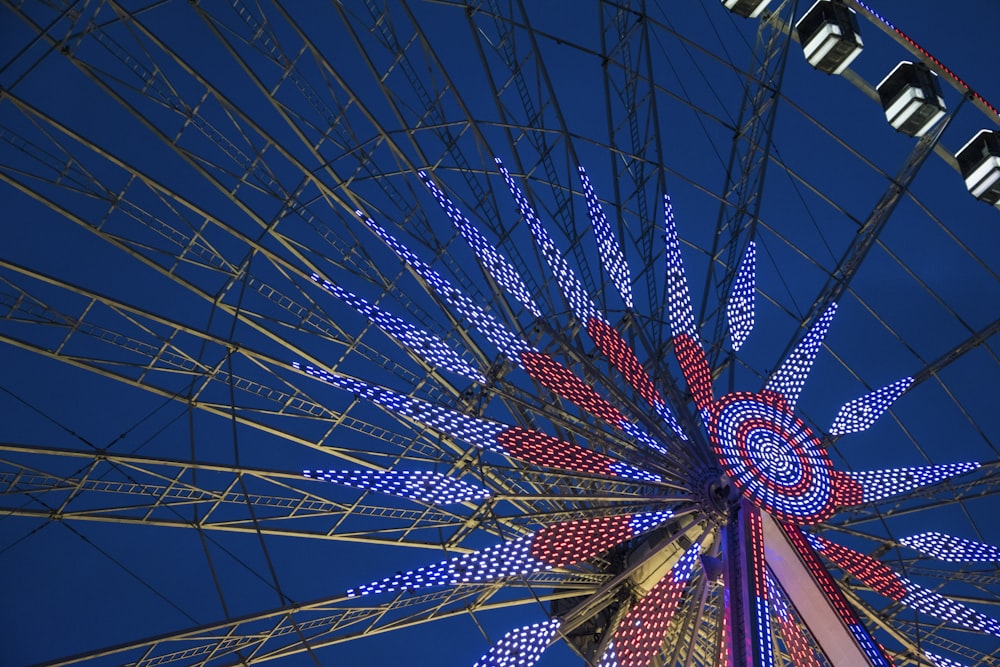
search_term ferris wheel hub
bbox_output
[708,390,836,525]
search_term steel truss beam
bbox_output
[777,98,962,364]
[0,443,665,543]
[0,443,483,546]
[34,580,602,667]
[700,0,798,365]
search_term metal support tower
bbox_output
[723,499,773,667]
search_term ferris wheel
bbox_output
[2,1,1000,666]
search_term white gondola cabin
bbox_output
[956,130,1000,208]
[876,61,946,137]
[794,0,863,75]
[722,0,771,19]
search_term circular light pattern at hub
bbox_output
[708,391,835,524]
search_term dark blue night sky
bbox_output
[2,2,999,666]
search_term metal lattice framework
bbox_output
[1,1,999,666]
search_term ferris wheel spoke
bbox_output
[828,377,913,436]
[0,264,506,473]
[595,2,666,319]
[0,105,481,396]
[483,466,682,504]
[829,461,1000,528]
[698,0,798,365]
[420,171,543,319]
[309,272,488,386]
[808,533,1000,639]
[764,302,837,411]
[0,443,664,564]
[578,166,635,313]
[346,510,676,598]
[33,577,592,667]
[0,462,477,548]
[6,0,508,350]
[663,193,718,422]
[887,561,1000,592]
[474,619,563,667]
[461,4,599,295]
[773,105,958,365]
[596,541,701,667]
[726,241,757,353]
[831,462,981,508]
[924,652,972,667]
[898,531,1000,564]
[1,113,530,420]
[0,262,322,398]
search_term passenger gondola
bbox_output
[722,0,771,19]
[876,61,946,137]
[956,130,1000,208]
[794,0,863,75]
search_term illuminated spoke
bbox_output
[496,159,599,326]
[727,241,756,352]
[311,274,487,385]
[764,303,837,411]
[925,652,969,667]
[832,462,980,506]
[663,196,714,413]
[473,620,561,667]
[597,541,702,667]
[662,196,697,342]
[809,534,1000,638]
[579,166,633,310]
[302,470,490,505]
[828,377,913,436]
[419,172,542,319]
[357,212,532,363]
[295,363,660,482]
[585,317,686,439]
[348,512,673,597]
[899,532,1000,563]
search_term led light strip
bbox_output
[474,620,561,667]
[851,0,1000,117]
[347,511,672,597]
[295,362,660,482]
